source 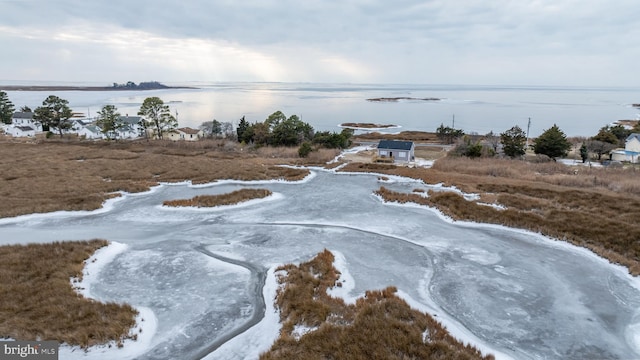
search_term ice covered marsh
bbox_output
[1,167,640,360]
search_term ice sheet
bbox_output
[1,169,639,359]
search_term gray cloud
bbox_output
[1,0,639,85]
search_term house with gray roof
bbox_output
[166,127,204,141]
[377,140,415,163]
[77,125,103,140]
[117,116,144,139]
[11,112,42,132]
[6,125,36,137]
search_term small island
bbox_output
[163,189,273,208]
[366,97,440,102]
[1,81,195,91]
[340,122,398,129]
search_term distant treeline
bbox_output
[111,81,170,90]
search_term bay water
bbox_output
[4,82,639,137]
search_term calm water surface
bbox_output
[3,82,639,137]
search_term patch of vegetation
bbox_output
[352,131,439,142]
[0,240,139,348]
[340,122,397,128]
[260,250,493,360]
[163,188,272,207]
[0,140,324,218]
[366,97,440,102]
[111,81,169,90]
[341,156,640,274]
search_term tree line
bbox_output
[1,92,352,156]
[437,120,640,161]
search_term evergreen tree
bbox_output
[592,126,621,145]
[236,116,250,143]
[96,104,123,140]
[533,124,572,161]
[436,123,464,144]
[33,95,73,137]
[137,97,177,140]
[579,143,589,163]
[271,114,314,146]
[500,125,527,158]
[0,91,15,124]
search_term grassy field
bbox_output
[342,157,640,275]
[0,240,139,348]
[260,250,493,360]
[0,138,333,218]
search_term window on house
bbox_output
[399,151,406,158]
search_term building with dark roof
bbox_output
[377,140,415,162]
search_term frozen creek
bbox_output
[1,169,639,360]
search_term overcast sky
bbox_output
[1,0,638,86]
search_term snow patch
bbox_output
[292,325,318,340]
[326,251,357,304]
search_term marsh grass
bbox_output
[0,240,138,348]
[375,185,640,275]
[342,156,640,274]
[0,140,321,218]
[163,188,272,207]
[261,250,493,360]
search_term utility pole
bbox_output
[526,117,531,149]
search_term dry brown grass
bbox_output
[0,139,329,218]
[352,131,440,143]
[0,240,138,348]
[341,156,640,274]
[163,188,272,207]
[261,250,493,360]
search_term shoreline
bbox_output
[1,85,197,91]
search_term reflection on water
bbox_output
[5,82,639,137]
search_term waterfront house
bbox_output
[611,133,640,163]
[77,125,104,140]
[167,127,203,141]
[6,125,36,137]
[11,112,42,132]
[377,140,415,162]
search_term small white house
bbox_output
[377,140,415,162]
[6,125,36,137]
[611,133,640,163]
[77,125,104,140]
[167,127,203,141]
[626,133,640,152]
[11,112,42,132]
[118,116,144,139]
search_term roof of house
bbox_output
[16,126,34,131]
[626,133,640,142]
[120,116,142,125]
[176,127,201,135]
[83,125,101,133]
[12,112,33,119]
[377,140,414,151]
